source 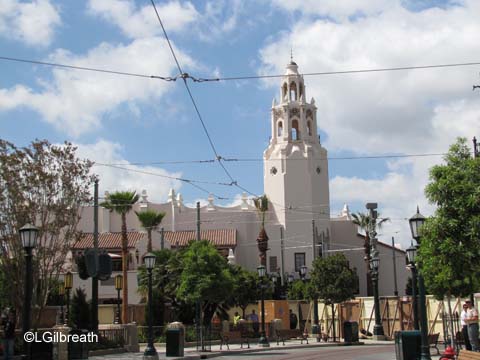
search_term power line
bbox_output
[149,0,236,185]
[94,152,449,167]
[194,61,480,82]
[0,55,176,81]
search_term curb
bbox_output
[158,339,395,359]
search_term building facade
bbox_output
[71,61,408,303]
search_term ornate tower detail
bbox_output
[263,60,330,271]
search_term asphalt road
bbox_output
[213,345,396,360]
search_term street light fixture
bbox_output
[370,255,384,338]
[64,271,73,327]
[20,223,38,360]
[257,265,270,347]
[406,244,419,330]
[143,252,158,360]
[114,274,123,324]
[408,207,430,360]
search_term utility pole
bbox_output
[391,236,398,297]
[311,220,320,340]
[91,178,99,332]
[195,202,203,351]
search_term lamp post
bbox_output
[114,274,123,324]
[64,271,73,327]
[366,202,385,339]
[257,265,270,347]
[406,244,420,330]
[59,283,65,325]
[20,223,38,359]
[143,253,158,360]
[370,255,385,338]
[409,207,431,360]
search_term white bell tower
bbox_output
[263,60,330,270]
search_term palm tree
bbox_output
[135,209,166,253]
[101,190,139,324]
[254,195,269,267]
[351,212,389,296]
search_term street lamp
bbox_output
[409,207,430,360]
[20,223,38,359]
[64,271,73,327]
[58,283,65,325]
[406,244,419,330]
[114,275,123,324]
[370,254,385,338]
[257,265,270,347]
[143,252,158,360]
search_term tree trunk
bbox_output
[121,212,129,324]
[147,229,152,253]
[364,234,373,296]
[331,303,336,342]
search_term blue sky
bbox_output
[1,0,479,247]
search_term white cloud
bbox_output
[0,38,196,136]
[260,1,480,247]
[0,0,61,46]
[75,139,182,202]
[271,0,396,20]
[87,0,245,43]
[87,0,198,39]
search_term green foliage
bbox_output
[419,138,480,298]
[228,265,259,316]
[135,210,165,252]
[253,195,269,227]
[70,287,90,329]
[287,280,306,300]
[311,254,358,304]
[101,191,139,216]
[177,240,233,305]
[0,139,94,326]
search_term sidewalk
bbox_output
[90,337,397,360]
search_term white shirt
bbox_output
[461,309,468,326]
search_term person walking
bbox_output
[249,309,259,335]
[1,309,16,360]
[461,302,472,350]
[289,309,298,330]
[466,300,479,351]
[233,312,241,328]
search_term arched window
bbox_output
[299,85,304,100]
[282,83,288,101]
[290,81,297,101]
[291,119,300,140]
[277,121,283,137]
[307,121,312,136]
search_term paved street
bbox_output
[212,345,396,360]
[89,343,402,360]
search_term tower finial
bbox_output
[290,47,293,62]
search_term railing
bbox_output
[97,327,127,348]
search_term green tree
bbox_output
[176,240,234,325]
[101,190,139,323]
[228,265,259,318]
[419,138,480,299]
[70,287,90,329]
[0,139,94,325]
[351,212,389,296]
[135,210,166,253]
[311,253,358,341]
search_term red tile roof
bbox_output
[73,232,144,249]
[165,229,236,248]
